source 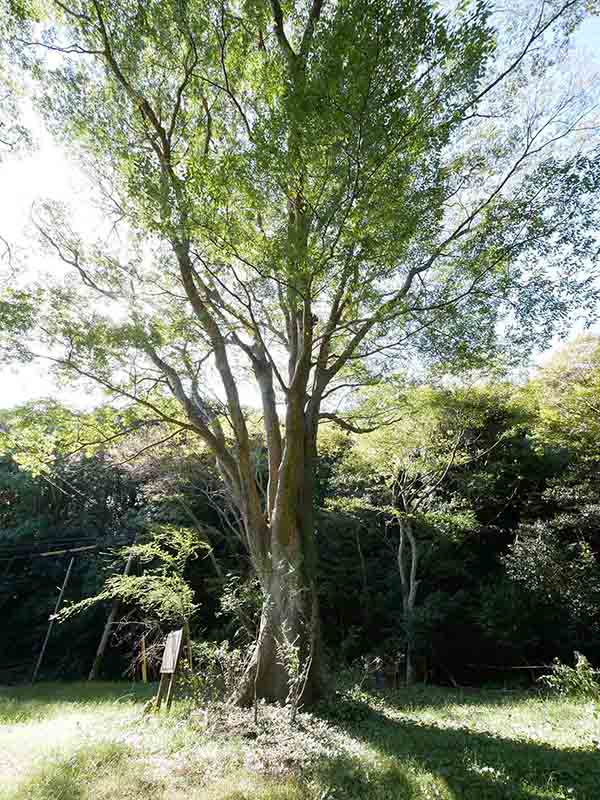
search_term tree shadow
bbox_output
[369,685,540,710]
[0,681,155,714]
[314,693,599,800]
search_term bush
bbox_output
[181,640,247,703]
[539,652,600,698]
[316,685,376,724]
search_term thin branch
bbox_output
[318,411,403,434]
[111,428,186,467]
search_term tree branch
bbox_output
[299,0,324,61]
[268,0,297,71]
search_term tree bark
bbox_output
[236,412,321,706]
[405,622,416,686]
[236,565,320,705]
[88,541,136,680]
[398,517,419,686]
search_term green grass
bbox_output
[0,682,598,799]
[0,681,154,724]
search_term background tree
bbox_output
[2,0,599,703]
[328,383,518,683]
[0,403,141,681]
[527,336,600,461]
[2,347,600,684]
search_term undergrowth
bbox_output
[539,652,600,699]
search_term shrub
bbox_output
[539,652,600,698]
[181,640,247,703]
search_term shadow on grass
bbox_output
[1,681,155,702]
[315,693,599,800]
[343,684,544,710]
[0,681,155,723]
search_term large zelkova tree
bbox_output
[2,0,600,703]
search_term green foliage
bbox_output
[316,686,374,725]
[527,336,600,461]
[4,336,600,687]
[3,0,598,503]
[3,0,600,704]
[0,289,39,362]
[504,526,600,630]
[0,0,37,165]
[217,573,263,644]
[539,653,600,699]
[0,430,142,681]
[0,400,78,475]
[327,382,523,512]
[60,524,205,626]
[182,640,247,703]
[501,460,600,645]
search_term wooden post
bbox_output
[155,674,168,710]
[88,542,136,680]
[165,672,177,711]
[184,620,193,671]
[141,635,148,683]
[32,557,75,684]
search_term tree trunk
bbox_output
[404,609,416,686]
[236,568,320,705]
[88,541,136,680]
[236,419,321,707]
[398,517,419,686]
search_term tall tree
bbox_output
[3,0,599,703]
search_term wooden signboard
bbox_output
[161,629,184,674]
[154,628,185,711]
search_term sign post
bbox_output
[155,628,184,711]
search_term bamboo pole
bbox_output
[141,635,148,683]
[88,543,136,680]
[183,620,193,671]
[32,557,75,684]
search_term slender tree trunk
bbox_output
[398,517,419,686]
[89,541,136,680]
[32,557,75,684]
[405,611,416,686]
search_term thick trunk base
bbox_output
[235,584,320,707]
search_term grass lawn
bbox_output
[0,681,598,799]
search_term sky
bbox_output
[0,127,104,409]
[0,10,599,411]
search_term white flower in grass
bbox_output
[468,763,505,780]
